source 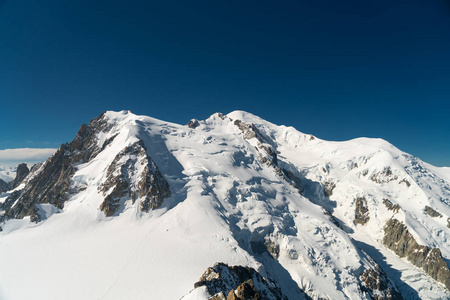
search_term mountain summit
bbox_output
[0,110,449,299]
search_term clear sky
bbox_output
[0,0,449,166]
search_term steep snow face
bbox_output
[228,110,450,298]
[0,110,448,300]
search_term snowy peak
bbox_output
[0,110,449,300]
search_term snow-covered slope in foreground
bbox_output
[0,110,449,300]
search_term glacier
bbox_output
[0,110,449,300]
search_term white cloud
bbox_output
[0,148,57,162]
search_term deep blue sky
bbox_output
[1,0,449,166]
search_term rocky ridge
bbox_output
[191,263,287,300]
[10,163,30,190]
[99,140,170,216]
[0,112,171,223]
[0,110,449,300]
[359,256,403,300]
[0,178,10,194]
[383,218,450,290]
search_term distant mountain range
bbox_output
[0,164,15,183]
[0,110,449,300]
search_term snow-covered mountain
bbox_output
[0,164,15,183]
[0,110,449,300]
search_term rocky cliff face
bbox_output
[0,110,449,300]
[99,140,170,216]
[10,163,29,190]
[233,118,303,192]
[0,112,170,222]
[423,205,442,218]
[354,196,370,225]
[0,114,108,222]
[383,218,450,290]
[0,178,10,194]
[360,258,403,300]
[193,263,287,300]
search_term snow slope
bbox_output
[0,110,448,300]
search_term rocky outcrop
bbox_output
[280,168,302,192]
[234,119,303,191]
[250,235,280,259]
[0,112,114,222]
[187,119,200,129]
[10,163,30,189]
[250,239,279,259]
[324,181,336,197]
[383,218,450,290]
[234,120,265,141]
[423,206,442,218]
[0,178,10,194]
[398,178,411,187]
[324,209,343,229]
[99,140,170,216]
[234,119,276,165]
[227,280,262,300]
[370,167,398,184]
[354,196,370,225]
[382,199,400,213]
[360,264,403,300]
[194,263,287,300]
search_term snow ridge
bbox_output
[0,110,448,300]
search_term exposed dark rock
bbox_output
[227,279,261,300]
[0,178,10,194]
[0,112,115,222]
[100,134,119,152]
[398,179,411,187]
[234,119,306,197]
[234,119,283,173]
[347,161,358,170]
[264,238,280,259]
[382,199,400,213]
[360,265,403,300]
[217,113,227,120]
[10,163,30,189]
[0,190,21,213]
[258,143,278,166]
[370,167,398,184]
[249,235,280,259]
[99,140,170,216]
[354,196,370,225]
[209,292,226,300]
[234,120,266,142]
[187,119,200,129]
[423,206,442,218]
[280,168,302,192]
[447,218,450,229]
[324,181,336,197]
[324,209,343,229]
[383,218,450,290]
[194,262,287,300]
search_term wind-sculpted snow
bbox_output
[0,110,448,300]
